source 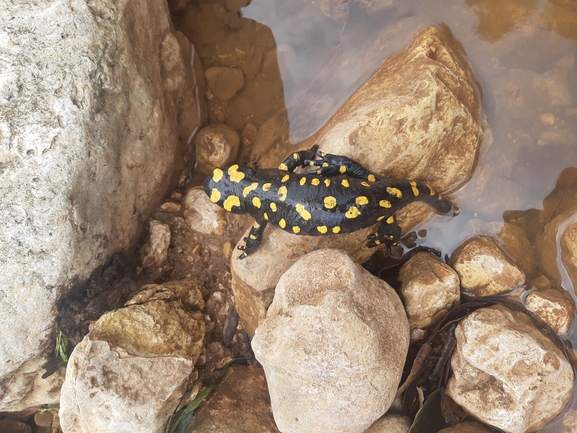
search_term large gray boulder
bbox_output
[0,0,202,410]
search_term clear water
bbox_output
[180,0,577,430]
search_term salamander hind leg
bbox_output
[366,215,403,257]
[278,145,320,172]
[304,152,379,182]
[237,219,268,259]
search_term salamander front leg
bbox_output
[366,215,403,257]
[237,220,268,259]
[278,145,320,172]
[304,152,379,182]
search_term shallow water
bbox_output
[179,0,577,430]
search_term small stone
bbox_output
[160,201,181,212]
[0,419,31,433]
[195,124,240,173]
[446,305,573,433]
[34,410,54,427]
[451,236,525,297]
[140,220,171,269]
[252,249,410,433]
[183,187,227,235]
[525,288,575,335]
[539,112,555,125]
[399,252,460,329]
[364,413,411,433]
[241,123,257,146]
[205,67,245,101]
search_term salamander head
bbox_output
[204,164,254,214]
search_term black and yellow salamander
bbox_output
[204,145,459,259]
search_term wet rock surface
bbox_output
[59,280,206,433]
[0,0,202,410]
[524,288,575,335]
[451,236,525,297]
[446,305,574,433]
[438,421,492,433]
[195,124,241,173]
[252,249,410,433]
[398,252,460,329]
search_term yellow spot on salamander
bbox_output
[264,213,269,220]
[373,240,381,245]
[356,196,369,206]
[387,187,402,198]
[324,196,337,209]
[317,225,328,234]
[279,162,289,170]
[210,188,221,203]
[279,218,286,229]
[252,197,261,208]
[410,181,420,196]
[296,203,312,220]
[278,186,288,201]
[311,178,321,186]
[368,174,376,182]
[339,166,347,174]
[293,153,299,160]
[322,162,329,167]
[223,195,240,211]
[324,179,331,187]
[300,177,307,185]
[386,216,395,224]
[438,194,443,200]
[377,215,385,221]
[228,165,245,182]
[379,200,391,208]
[361,181,370,187]
[426,183,435,195]
[270,202,277,212]
[332,226,341,234]
[345,206,360,219]
[212,168,223,182]
[341,179,350,187]
[242,182,259,197]
[249,234,257,240]
[253,221,260,228]
[281,174,290,183]
[262,183,272,191]
[292,226,300,234]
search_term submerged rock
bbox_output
[398,252,460,329]
[232,26,481,335]
[0,0,202,410]
[195,124,240,173]
[59,280,206,433]
[451,236,525,297]
[446,305,573,433]
[252,249,410,433]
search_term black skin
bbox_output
[204,145,459,259]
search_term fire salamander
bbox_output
[204,145,459,259]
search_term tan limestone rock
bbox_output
[525,288,575,335]
[399,252,460,329]
[252,249,410,433]
[59,280,206,433]
[195,124,240,174]
[451,236,525,297]
[446,305,573,433]
[364,413,411,433]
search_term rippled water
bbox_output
[177,0,577,430]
